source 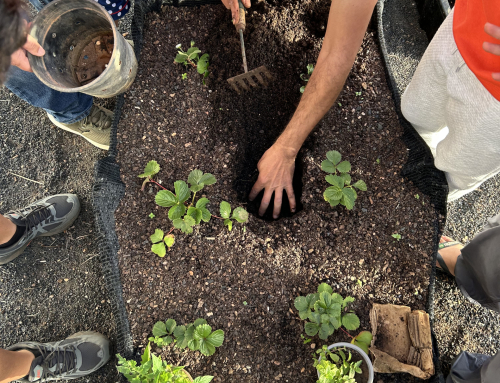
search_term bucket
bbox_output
[318,342,374,383]
[28,0,137,98]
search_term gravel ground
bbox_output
[380,0,500,376]
[0,3,135,383]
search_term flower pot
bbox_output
[28,0,137,98]
[317,342,374,383]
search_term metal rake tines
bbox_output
[227,66,273,94]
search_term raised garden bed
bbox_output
[115,1,436,381]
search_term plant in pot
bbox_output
[314,343,374,383]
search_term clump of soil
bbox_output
[115,2,436,382]
[75,33,114,85]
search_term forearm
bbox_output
[276,0,377,154]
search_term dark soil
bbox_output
[75,33,114,86]
[115,2,436,382]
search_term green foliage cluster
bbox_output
[117,343,213,383]
[175,41,209,83]
[321,151,367,210]
[300,64,314,93]
[294,283,360,340]
[149,318,224,357]
[314,346,363,383]
[139,162,249,255]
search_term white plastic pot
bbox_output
[317,342,374,383]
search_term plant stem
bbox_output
[192,192,197,206]
[186,57,197,68]
[167,227,174,235]
[150,178,167,190]
[211,215,225,220]
[340,327,354,339]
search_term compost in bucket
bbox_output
[74,32,114,86]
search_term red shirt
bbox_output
[454,0,500,100]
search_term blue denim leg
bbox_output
[29,0,51,12]
[4,66,93,124]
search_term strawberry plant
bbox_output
[321,150,367,210]
[294,283,360,340]
[117,342,213,383]
[300,63,314,93]
[139,163,249,255]
[350,331,372,355]
[314,346,363,383]
[149,318,225,357]
[174,41,209,84]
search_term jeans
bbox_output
[3,0,93,124]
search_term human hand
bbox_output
[220,0,251,26]
[11,34,45,72]
[249,143,297,219]
[484,22,500,81]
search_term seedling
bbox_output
[314,346,363,383]
[338,102,342,107]
[392,233,402,241]
[301,334,312,345]
[117,343,213,383]
[181,73,187,80]
[376,158,380,164]
[149,213,156,219]
[140,164,249,253]
[321,150,367,210]
[300,64,314,93]
[149,318,224,357]
[355,91,362,96]
[175,41,209,84]
[243,301,248,306]
[414,194,420,200]
[294,283,360,340]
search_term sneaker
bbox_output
[0,194,80,265]
[47,105,113,150]
[7,331,110,382]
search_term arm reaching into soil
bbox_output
[483,22,500,81]
[250,0,378,218]
[221,0,251,26]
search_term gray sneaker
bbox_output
[48,105,113,150]
[7,331,110,382]
[0,194,80,265]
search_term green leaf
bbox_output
[324,186,343,202]
[188,338,200,351]
[193,377,214,383]
[351,331,372,356]
[321,159,336,173]
[224,218,233,231]
[294,296,309,312]
[220,201,231,219]
[308,311,321,324]
[342,188,356,210]
[151,243,166,257]
[340,173,352,185]
[173,216,196,234]
[164,234,175,248]
[307,63,314,75]
[232,207,249,223]
[149,212,155,219]
[197,53,210,75]
[306,293,319,309]
[326,151,342,165]
[173,325,186,338]
[188,169,204,185]
[196,198,210,209]
[319,291,332,307]
[353,180,367,191]
[138,160,160,178]
[337,161,352,173]
[174,180,190,203]
[187,47,201,60]
[165,319,176,334]
[194,324,212,340]
[342,296,355,309]
[152,321,167,337]
[326,303,342,319]
[330,315,341,329]
[200,207,212,222]
[206,329,225,347]
[194,318,208,327]
[331,293,344,305]
[199,340,216,356]
[298,309,311,320]
[142,343,151,364]
[318,323,332,340]
[200,173,216,185]
[300,86,305,94]
[342,313,360,331]
[325,175,344,189]
[329,199,341,207]
[174,52,188,63]
[304,322,319,337]
[168,203,186,220]
[155,190,177,207]
[150,229,164,244]
[187,207,203,225]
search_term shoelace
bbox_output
[35,344,77,381]
[16,204,54,232]
[82,107,110,131]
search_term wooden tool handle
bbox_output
[235,0,246,32]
